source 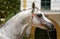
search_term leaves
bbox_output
[0,0,20,25]
[0,0,20,18]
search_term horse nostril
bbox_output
[51,24,55,30]
[37,13,42,17]
[48,24,55,30]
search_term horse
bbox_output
[0,8,55,39]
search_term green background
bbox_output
[0,0,20,25]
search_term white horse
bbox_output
[0,8,55,39]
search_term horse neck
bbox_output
[1,10,32,35]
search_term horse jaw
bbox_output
[32,16,40,25]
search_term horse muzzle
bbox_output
[45,22,55,31]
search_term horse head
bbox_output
[31,12,55,31]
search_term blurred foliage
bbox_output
[0,0,20,25]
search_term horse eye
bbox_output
[37,14,42,17]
